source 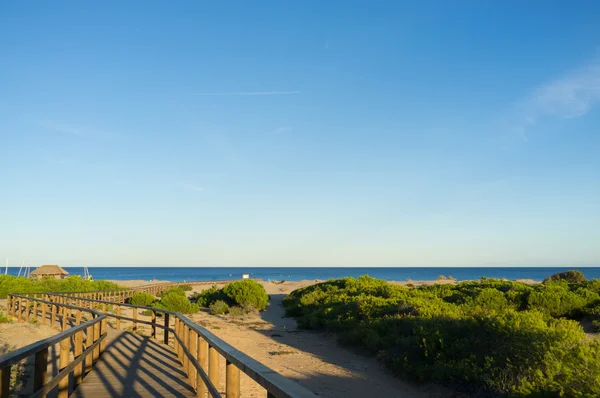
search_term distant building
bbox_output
[242,273,250,279]
[30,265,69,280]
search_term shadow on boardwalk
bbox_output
[72,330,195,398]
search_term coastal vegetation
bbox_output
[0,275,122,299]
[194,279,269,314]
[283,272,600,396]
[130,288,199,314]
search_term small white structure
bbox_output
[242,273,250,279]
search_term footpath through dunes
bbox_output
[0,281,317,398]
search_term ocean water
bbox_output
[4,266,600,282]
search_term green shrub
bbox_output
[177,284,193,291]
[228,306,244,317]
[159,292,199,314]
[283,275,600,396]
[0,275,123,299]
[157,287,187,298]
[544,270,587,284]
[192,285,227,307]
[209,300,229,315]
[222,280,269,311]
[0,311,10,323]
[129,292,156,307]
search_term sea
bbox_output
[4,266,600,282]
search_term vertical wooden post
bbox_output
[61,306,68,331]
[51,304,57,328]
[34,347,48,392]
[226,360,240,398]
[31,300,37,321]
[209,346,219,388]
[116,306,121,330]
[184,326,190,376]
[74,330,83,385]
[24,298,29,322]
[189,330,197,388]
[93,321,100,361]
[174,318,179,353]
[100,318,107,354]
[151,310,156,339]
[164,313,170,345]
[198,337,208,397]
[0,365,10,398]
[58,337,70,398]
[41,302,47,326]
[85,325,94,373]
[133,308,138,332]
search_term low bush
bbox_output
[159,292,199,314]
[228,306,245,317]
[157,287,187,298]
[209,300,229,315]
[192,285,227,307]
[283,275,600,396]
[544,270,587,284]
[177,284,193,291]
[129,292,156,307]
[0,275,122,299]
[222,280,269,311]
[195,280,269,312]
[0,311,10,323]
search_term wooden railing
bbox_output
[21,289,316,398]
[0,295,106,398]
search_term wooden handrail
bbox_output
[0,295,107,398]
[29,289,316,398]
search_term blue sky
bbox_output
[1,1,599,267]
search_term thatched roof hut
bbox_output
[30,265,69,279]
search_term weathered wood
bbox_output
[151,310,156,339]
[51,304,57,327]
[209,346,219,387]
[164,313,170,345]
[226,360,240,398]
[93,321,100,362]
[74,329,84,385]
[133,307,138,332]
[184,326,190,376]
[85,325,94,373]
[116,305,121,330]
[189,329,197,388]
[58,337,70,398]
[61,305,67,331]
[198,337,208,397]
[33,347,48,392]
[1,365,11,398]
[41,302,47,326]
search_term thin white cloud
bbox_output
[182,182,206,192]
[271,126,293,135]
[521,58,600,124]
[192,91,300,96]
[37,120,119,139]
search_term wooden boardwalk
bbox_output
[71,329,196,398]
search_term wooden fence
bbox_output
[0,295,106,398]
[2,282,315,398]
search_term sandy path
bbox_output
[185,282,453,398]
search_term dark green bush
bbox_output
[157,287,187,298]
[283,275,600,396]
[195,280,269,311]
[544,270,587,284]
[0,275,123,299]
[129,292,156,307]
[209,300,229,315]
[192,285,227,307]
[159,292,199,314]
[222,280,269,311]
